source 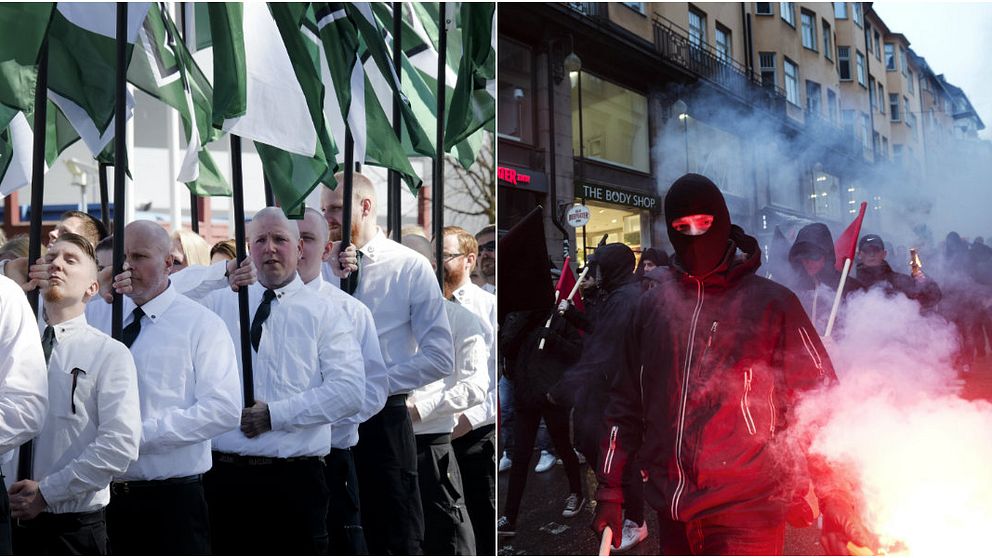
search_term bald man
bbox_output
[200,208,364,555]
[86,220,242,555]
[322,173,453,554]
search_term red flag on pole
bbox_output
[834,201,868,270]
[555,256,585,312]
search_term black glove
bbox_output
[591,500,623,548]
[819,495,878,555]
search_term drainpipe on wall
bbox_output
[546,40,570,263]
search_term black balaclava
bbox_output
[592,243,636,292]
[664,173,732,277]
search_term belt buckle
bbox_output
[113,481,129,496]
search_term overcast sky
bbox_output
[872,1,992,139]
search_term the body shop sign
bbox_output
[575,182,660,211]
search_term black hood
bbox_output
[592,243,636,292]
[665,174,732,277]
[671,225,762,288]
[635,247,669,279]
[788,223,838,284]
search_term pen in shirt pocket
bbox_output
[70,368,86,414]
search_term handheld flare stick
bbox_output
[909,248,924,278]
[538,266,590,350]
[598,526,613,556]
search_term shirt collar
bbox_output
[137,282,178,324]
[303,275,324,293]
[450,278,477,304]
[258,273,304,300]
[360,228,388,262]
[48,312,89,343]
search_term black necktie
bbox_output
[41,326,56,364]
[345,252,364,295]
[250,289,277,352]
[122,307,146,348]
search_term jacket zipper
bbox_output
[741,368,757,435]
[768,384,777,434]
[671,279,704,521]
[603,425,619,475]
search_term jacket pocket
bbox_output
[740,368,757,436]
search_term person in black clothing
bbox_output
[591,174,875,555]
[785,223,864,335]
[855,234,941,310]
[496,306,584,537]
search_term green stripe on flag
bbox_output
[0,3,54,128]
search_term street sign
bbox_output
[566,204,590,227]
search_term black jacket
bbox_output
[596,228,837,525]
[785,223,864,333]
[856,261,942,309]
[500,309,582,408]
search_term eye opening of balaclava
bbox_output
[664,173,732,277]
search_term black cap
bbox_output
[858,234,885,251]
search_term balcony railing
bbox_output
[567,2,608,19]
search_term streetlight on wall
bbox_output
[673,99,689,173]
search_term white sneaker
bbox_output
[498,452,512,473]
[562,493,585,518]
[612,519,648,552]
[534,450,556,473]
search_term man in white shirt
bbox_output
[0,210,107,287]
[323,173,454,555]
[93,221,241,555]
[442,225,498,556]
[7,233,140,555]
[0,276,48,555]
[298,208,387,554]
[201,207,364,555]
[473,224,496,294]
[402,234,490,555]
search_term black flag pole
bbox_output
[387,2,402,241]
[340,129,355,293]
[433,5,447,289]
[17,35,49,484]
[230,134,254,407]
[98,162,110,231]
[111,2,128,342]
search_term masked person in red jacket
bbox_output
[592,174,876,555]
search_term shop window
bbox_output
[571,72,650,172]
[577,202,643,265]
[497,37,534,144]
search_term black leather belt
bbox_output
[212,451,324,467]
[111,474,201,496]
[415,432,452,446]
[385,393,408,408]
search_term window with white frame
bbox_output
[852,2,862,26]
[861,113,870,150]
[823,21,833,60]
[890,93,900,121]
[856,51,866,86]
[689,8,706,48]
[570,72,651,172]
[806,80,822,115]
[878,83,885,114]
[801,10,816,50]
[759,52,776,89]
[908,70,914,94]
[885,43,896,70]
[756,2,773,15]
[865,23,873,54]
[498,37,535,143]
[780,2,795,26]
[838,46,851,80]
[715,25,732,62]
[869,76,876,110]
[622,2,646,14]
[784,58,800,105]
[874,31,881,60]
[834,2,847,19]
[900,47,908,76]
[904,97,911,126]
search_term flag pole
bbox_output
[179,2,199,234]
[98,162,110,230]
[823,258,852,338]
[539,265,588,350]
[230,134,254,407]
[387,2,402,241]
[433,4,447,289]
[111,2,128,342]
[17,34,49,483]
[341,129,355,293]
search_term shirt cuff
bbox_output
[268,400,289,432]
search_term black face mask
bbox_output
[665,173,732,277]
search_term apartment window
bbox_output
[852,2,862,26]
[806,80,822,115]
[622,2,646,14]
[780,2,795,27]
[868,76,876,110]
[570,72,650,172]
[801,11,816,50]
[874,31,881,61]
[904,97,911,126]
[842,109,855,136]
[884,43,896,71]
[688,8,706,48]
[497,37,535,143]
[715,25,732,62]
[861,113,870,150]
[834,2,847,19]
[893,144,903,164]
[784,58,800,106]
[856,51,866,86]
[907,70,914,94]
[759,52,776,89]
[837,46,851,80]
[878,83,885,114]
[900,47,908,76]
[827,89,838,122]
[881,136,889,158]
[865,24,873,54]
[823,21,833,60]
[872,131,880,154]
[756,2,773,15]
[889,93,900,121]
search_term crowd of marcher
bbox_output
[497,173,990,555]
[0,174,497,556]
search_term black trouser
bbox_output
[452,423,496,556]
[622,458,646,526]
[205,454,329,555]
[502,403,582,525]
[325,447,368,555]
[415,433,475,556]
[354,395,423,555]
[106,475,210,555]
[0,474,10,556]
[13,509,108,555]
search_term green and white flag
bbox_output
[129,2,229,196]
[0,112,33,196]
[443,2,495,151]
[46,2,150,158]
[0,3,54,129]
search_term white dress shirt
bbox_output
[88,284,242,480]
[306,277,388,449]
[409,300,489,435]
[322,228,454,396]
[450,279,497,427]
[201,275,364,458]
[34,314,141,513]
[0,275,48,463]
[169,260,231,301]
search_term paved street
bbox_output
[497,357,992,555]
